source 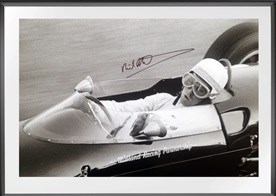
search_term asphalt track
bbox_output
[19,19,252,121]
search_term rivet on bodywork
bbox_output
[113,139,117,143]
[47,139,51,142]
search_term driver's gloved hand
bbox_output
[129,113,149,137]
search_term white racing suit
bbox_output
[102,93,180,112]
[89,93,182,138]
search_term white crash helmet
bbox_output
[190,58,228,97]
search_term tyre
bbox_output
[204,22,258,65]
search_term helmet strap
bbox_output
[172,93,182,106]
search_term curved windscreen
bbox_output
[22,92,122,144]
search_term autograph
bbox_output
[121,48,194,78]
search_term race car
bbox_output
[19,22,258,177]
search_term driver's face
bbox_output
[179,86,204,106]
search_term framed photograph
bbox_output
[1,2,275,195]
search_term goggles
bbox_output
[182,72,213,98]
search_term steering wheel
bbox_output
[84,94,113,124]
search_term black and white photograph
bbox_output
[2,5,274,194]
[19,19,259,177]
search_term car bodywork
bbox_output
[20,64,258,177]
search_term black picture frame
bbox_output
[0,1,275,195]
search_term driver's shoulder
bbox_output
[144,93,174,104]
[148,92,174,99]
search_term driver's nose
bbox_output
[184,87,193,98]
